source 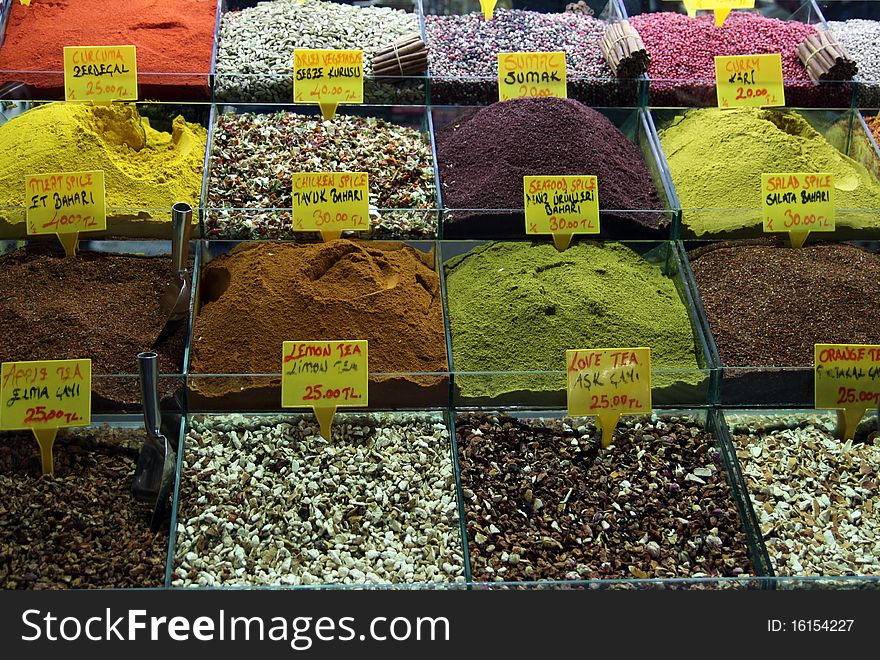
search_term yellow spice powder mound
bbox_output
[0,103,206,231]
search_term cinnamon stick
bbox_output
[601,20,649,78]
[371,32,428,77]
[797,31,857,83]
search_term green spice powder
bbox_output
[659,108,880,235]
[444,242,703,399]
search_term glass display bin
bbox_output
[187,239,452,412]
[213,0,428,105]
[0,0,219,102]
[679,239,880,407]
[432,105,679,240]
[450,407,771,586]
[167,410,467,587]
[0,414,186,590]
[0,101,211,240]
[721,408,880,589]
[0,239,194,413]
[618,0,854,108]
[440,240,715,409]
[653,107,880,241]
[202,103,440,240]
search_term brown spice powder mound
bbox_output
[190,240,449,406]
[0,427,168,589]
[689,242,880,367]
[0,246,186,408]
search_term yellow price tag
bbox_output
[293,49,363,120]
[815,344,880,441]
[524,175,599,252]
[25,170,106,256]
[292,172,370,242]
[567,348,651,448]
[1,359,92,476]
[715,54,784,108]
[762,173,834,248]
[63,45,138,102]
[681,0,755,26]
[282,341,368,441]
[497,52,567,101]
[480,0,497,20]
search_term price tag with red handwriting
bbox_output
[282,341,368,440]
[25,170,106,257]
[762,173,834,248]
[498,52,567,101]
[292,172,369,242]
[715,54,784,108]
[294,49,363,120]
[1,359,91,476]
[63,46,138,102]
[524,175,599,252]
[815,344,880,441]
[567,348,651,448]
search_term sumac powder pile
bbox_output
[435,98,663,239]
[456,413,754,581]
[190,240,448,407]
[0,427,168,589]
[689,242,880,367]
[0,247,186,408]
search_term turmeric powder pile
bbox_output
[0,103,206,236]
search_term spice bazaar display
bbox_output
[2,1,880,593]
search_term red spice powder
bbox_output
[0,0,218,100]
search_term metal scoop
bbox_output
[153,202,193,348]
[133,351,177,532]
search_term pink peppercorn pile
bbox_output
[629,11,851,107]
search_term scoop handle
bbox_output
[171,202,193,280]
[138,351,163,450]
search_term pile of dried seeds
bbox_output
[0,426,168,589]
[456,413,754,582]
[172,414,465,586]
[730,413,880,576]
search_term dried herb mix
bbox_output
[190,240,448,407]
[0,246,186,408]
[214,0,422,103]
[206,112,437,240]
[435,97,663,238]
[444,241,702,400]
[0,426,168,589]
[456,413,754,581]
